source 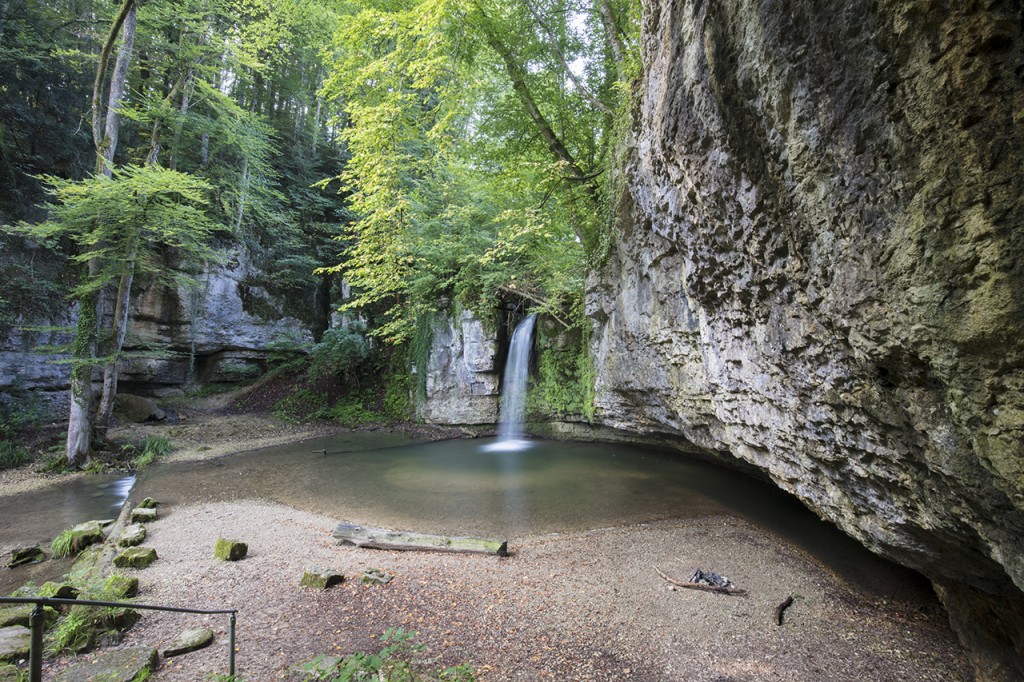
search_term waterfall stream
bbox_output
[488,313,537,451]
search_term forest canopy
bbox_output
[0,0,638,463]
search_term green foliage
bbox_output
[0,441,31,471]
[528,324,595,421]
[308,324,371,382]
[273,389,329,424]
[50,529,76,560]
[296,628,474,682]
[47,570,142,655]
[12,164,226,296]
[125,435,173,471]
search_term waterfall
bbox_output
[487,313,537,451]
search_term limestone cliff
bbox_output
[0,248,317,403]
[589,0,1023,677]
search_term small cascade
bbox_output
[487,313,537,451]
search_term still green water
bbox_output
[1,433,932,601]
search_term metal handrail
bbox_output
[0,596,237,682]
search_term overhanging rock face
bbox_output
[588,0,1023,677]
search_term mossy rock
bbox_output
[118,523,147,547]
[6,545,44,568]
[300,567,344,590]
[214,539,247,561]
[136,497,158,509]
[0,606,30,629]
[102,574,139,599]
[52,645,156,682]
[130,507,157,524]
[52,521,108,559]
[113,547,158,569]
[39,581,79,600]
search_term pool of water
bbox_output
[1,433,933,601]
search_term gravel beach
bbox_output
[40,499,970,681]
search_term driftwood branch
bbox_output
[775,595,794,625]
[654,566,747,596]
[497,285,571,329]
[334,523,508,557]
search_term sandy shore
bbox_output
[3,407,972,680]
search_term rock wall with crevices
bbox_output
[588,0,1023,677]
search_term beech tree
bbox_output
[320,0,637,342]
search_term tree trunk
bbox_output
[65,285,98,467]
[95,248,136,443]
[68,0,137,464]
[333,523,508,556]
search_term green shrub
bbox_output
[295,628,474,682]
[308,324,371,382]
[0,440,31,470]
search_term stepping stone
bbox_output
[113,546,158,569]
[6,545,44,568]
[0,626,30,663]
[214,539,247,561]
[301,567,345,589]
[359,568,393,586]
[52,645,158,682]
[118,523,147,547]
[130,507,157,523]
[162,627,214,657]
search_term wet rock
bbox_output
[301,567,344,589]
[52,645,157,682]
[214,539,247,561]
[162,627,214,657]
[0,626,29,663]
[118,523,147,547]
[113,547,158,569]
[6,545,44,568]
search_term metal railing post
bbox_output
[28,603,44,682]
[228,611,237,677]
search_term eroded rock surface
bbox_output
[589,0,1023,677]
[417,310,500,424]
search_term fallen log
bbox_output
[333,523,508,557]
[654,566,747,595]
[775,595,794,625]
